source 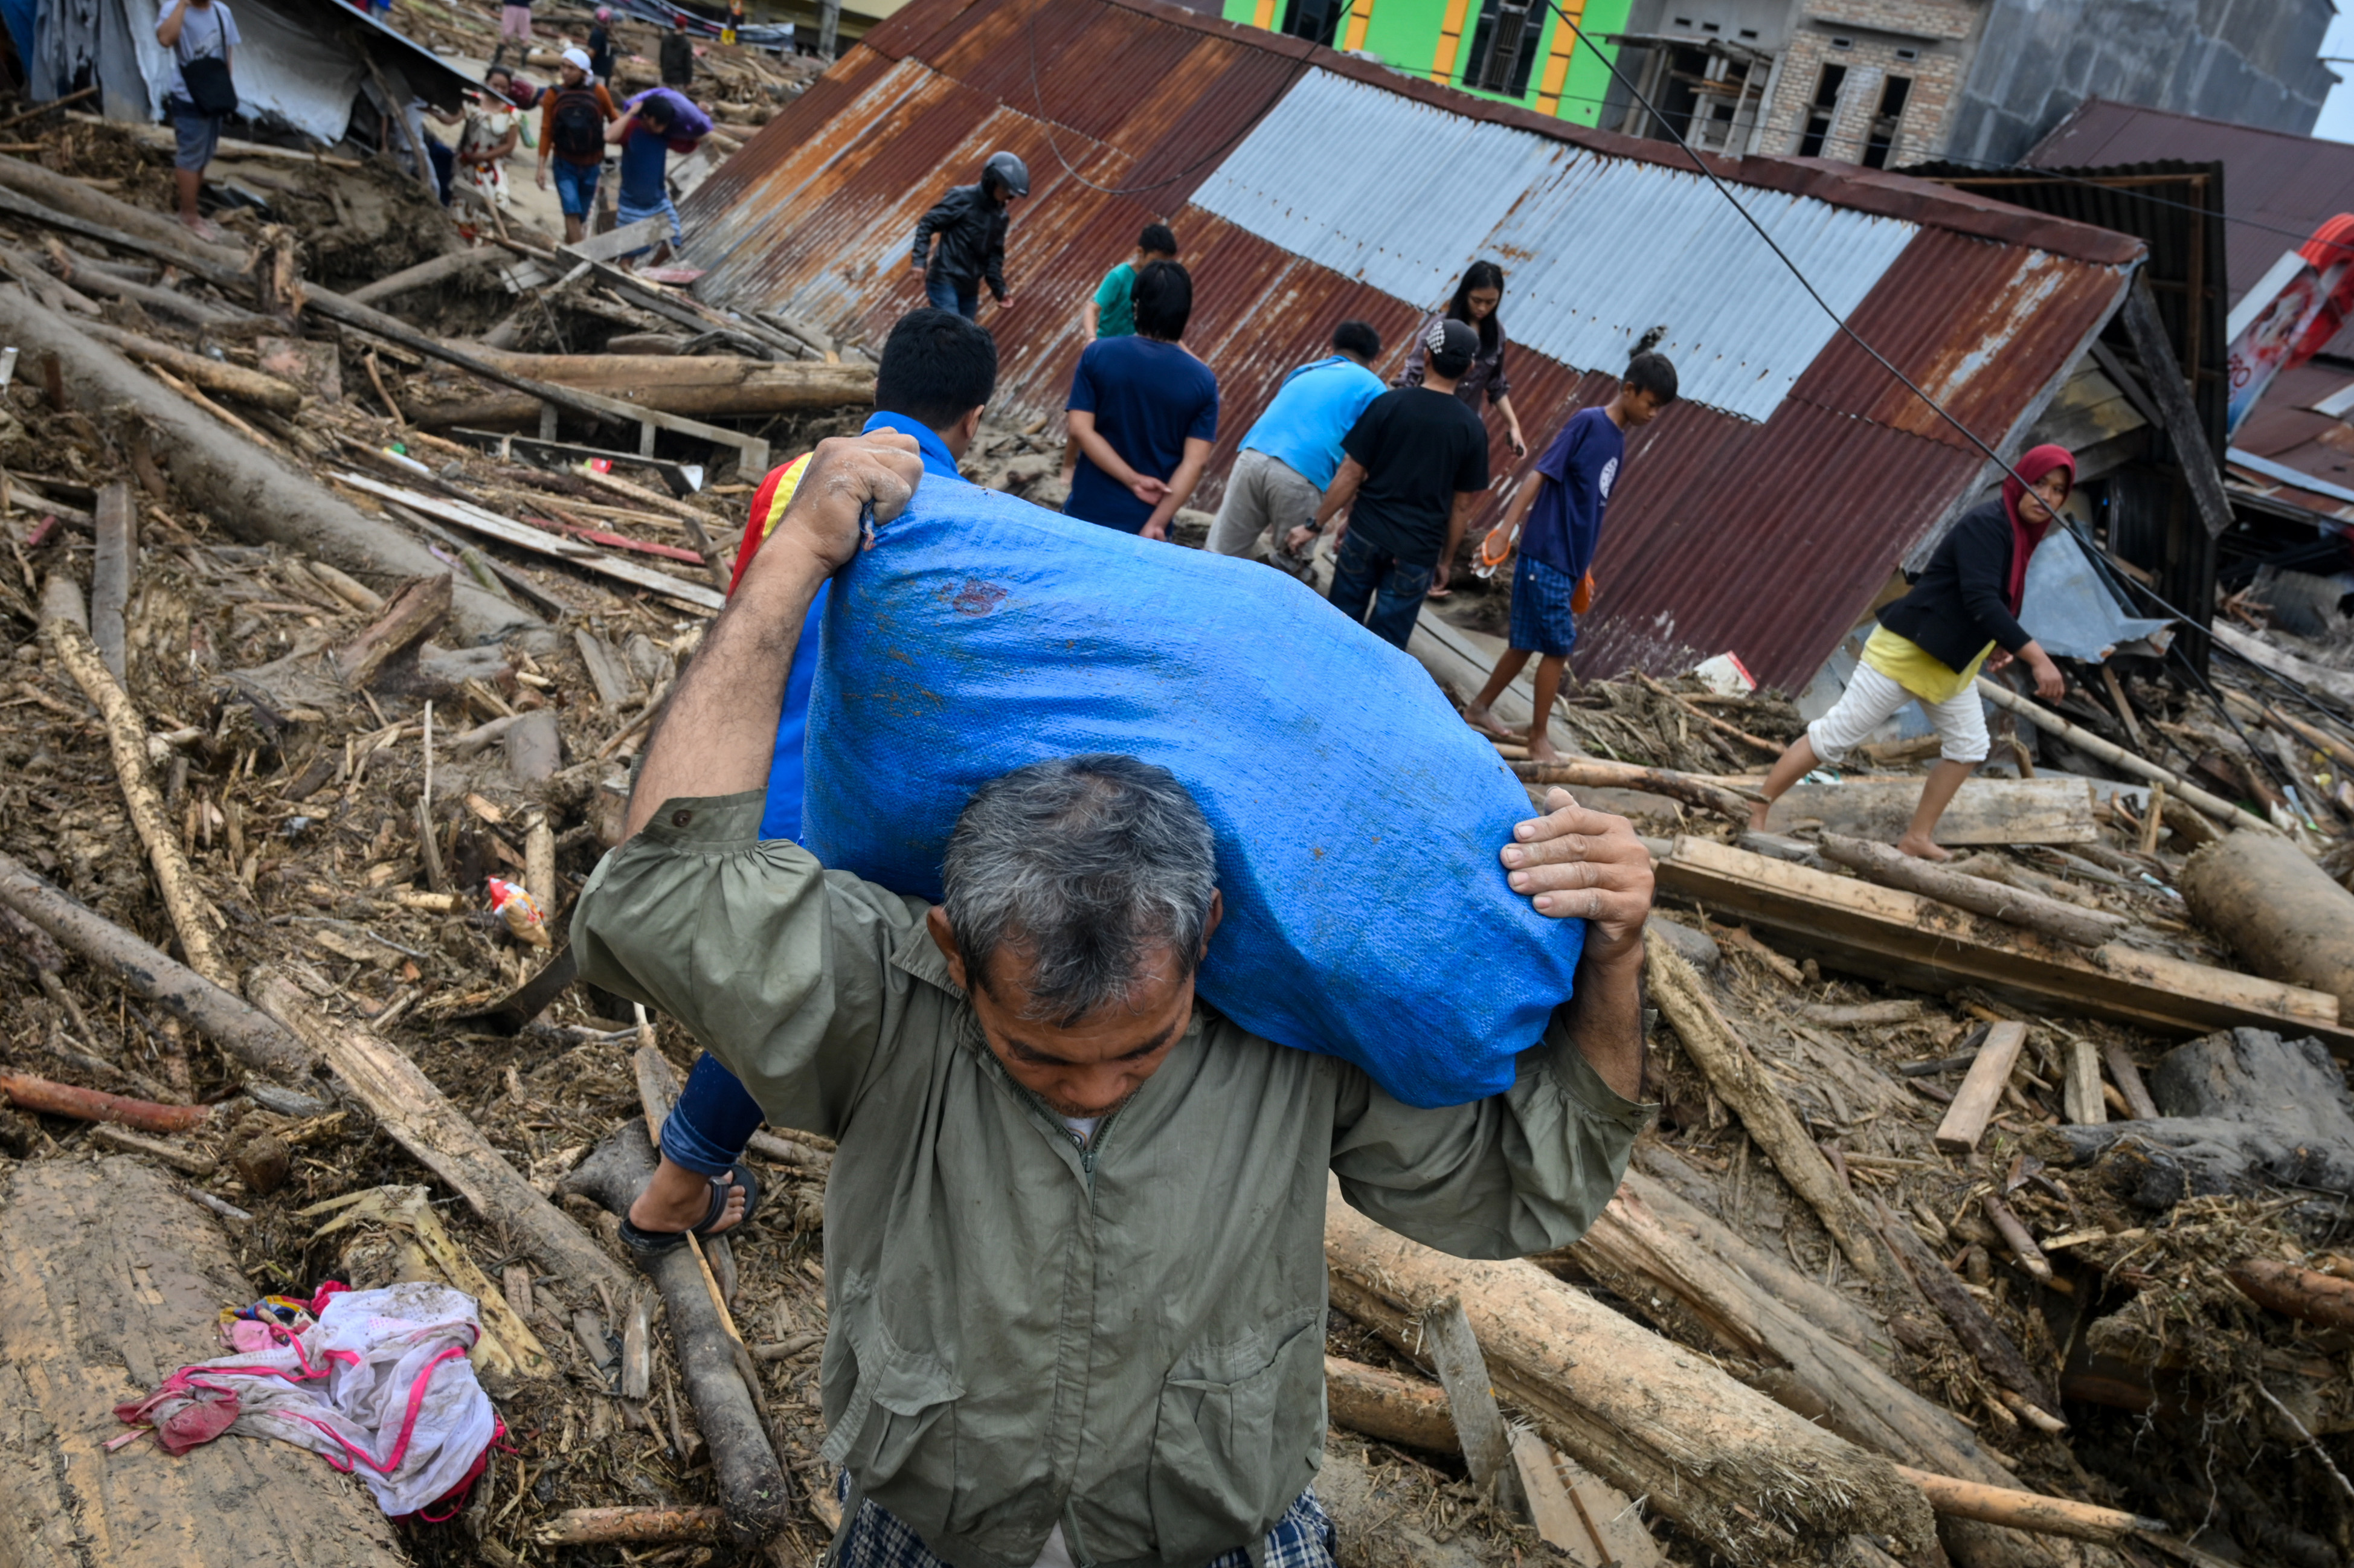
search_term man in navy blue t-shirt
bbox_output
[1064,260,1218,539]
[1464,351,1677,761]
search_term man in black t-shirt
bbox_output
[1289,317,1491,649]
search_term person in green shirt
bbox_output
[573,432,1656,1568]
[1084,222,1177,340]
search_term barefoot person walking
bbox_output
[1748,445,2076,860]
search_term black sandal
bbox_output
[617,1161,762,1262]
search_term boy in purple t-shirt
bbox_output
[1463,352,1677,761]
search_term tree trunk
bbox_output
[1323,1355,1458,1453]
[69,316,304,413]
[409,352,875,425]
[0,286,537,644]
[1323,1181,1932,1562]
[2180,832,2354,1023]
[0,1158,408,1568]
[1818,834,2128,950]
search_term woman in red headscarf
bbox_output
[1749,445,2074,860]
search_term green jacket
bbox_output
[573,792,1644,1568]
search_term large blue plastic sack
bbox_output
[800,477,1584,1108]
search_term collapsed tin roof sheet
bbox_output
[681,0,2141,690]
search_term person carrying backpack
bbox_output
[155,0,241,241]
[534,47,616,245]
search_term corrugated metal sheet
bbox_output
[680,0,2139,689]
[1192,68,1920,422]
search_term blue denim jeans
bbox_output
[1326,530,1433,650]
[551,156,600,217]
[924,272,980,320]
[661,1052,768,1177]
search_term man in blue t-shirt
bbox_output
[1064,260,1218,540]
[1208,320,1384,577]
[617,309,999,1258]
[1464,352,1678,762]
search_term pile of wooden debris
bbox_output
[2,83,2354,1568]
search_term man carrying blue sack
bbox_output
[573,429,1657,1568]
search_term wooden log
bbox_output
[1873,1198,2056,1410]
[1796,999,1925,1027]
[0,1159,408,1568]
[69,317,304,413]
[2226,1258,2354,1332]
[43,243,264,330]
[0,152,246,271]
[0,1071,209,1133]
[1323,1355,1458,1453]
[1325,1180,1934,1560]
[0,852,314,1078]
[1509,758,1755,822]
[247,968,631,1300]
[346,246,500,306]
[39,614,231,989]
[2211,620,2354,709]
[2179,831,2354,1023]
[561,1120,792,1545]
[0,276,535,643]
[1767,777,2098,846]
[536,1505,732,1544]
[1892,1466,2170,1544]
[1975,678,2273,834]
[332,573,452,690]
[1934,1021,2025,1154]
[2105,1042,2159,1119]
[1645,835,2353,1051]
[1818,834,2128,949]
[1644,928,1884,1280]
[1981,1194,2053,1284]
[90,481,133,683]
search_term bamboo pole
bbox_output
[1893,1467,2169,1544]
[1976,678,2275,834]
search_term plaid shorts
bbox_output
[1508,554,1580,658]
[832,1473,1336,1568]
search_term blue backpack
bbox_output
[800,478,1585,1108]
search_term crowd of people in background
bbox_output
[906,151,1682,757]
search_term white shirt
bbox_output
[162,0,239,104]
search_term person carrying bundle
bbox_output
[574,422,1653,1568]
[1749,444,2076,859]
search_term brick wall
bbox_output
[1758,0,1982,162]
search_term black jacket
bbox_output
[910,184,1008,298]
[660,33,693,86]
[1876,498,2036,672]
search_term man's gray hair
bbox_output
[942,754,1218,1026]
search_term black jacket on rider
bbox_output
[910,184,1009,301]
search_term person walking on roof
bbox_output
[1064,260,1217,541]
[1207,320,1384,577]
[1398,260,1528,475]
[1748,445,2077,860]
[1289,318,1490,650]
[617,309,1003,1260]
[1462,352,1678,762]
[909,151,1028,321]
[535,47,617,246]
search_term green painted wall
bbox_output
[1216,0,1632,126]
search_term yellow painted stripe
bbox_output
[1342,0,1374,52]
[1429,0,1472,83]
[1533,0,1583,114]
[1252,0,1277,28]
[757,452,811,542]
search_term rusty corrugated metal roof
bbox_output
[680,0,2140,690]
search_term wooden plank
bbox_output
[0,1159,408,1568]
[2117,272,2233,539]
[446,426,704,496]
[1934,1021,2026,1154]
[1551,1445,1667,1568]
[1510,1427,1601,1561]
[2064,1036,2107,1126]
[89,479,133,682]
[332,471,724,611]
[1765,777,2096,846]
[1651,835,2354,1051]
[1420,1296,1527,1517]
[559,214,673,264]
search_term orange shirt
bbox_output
[539,83,616,166]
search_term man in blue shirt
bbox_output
[1064,260,1218,540]
[623,309,997,1255]
[605,88,709,263]
[1464,352,1677,762]
[1208,321,1384,578]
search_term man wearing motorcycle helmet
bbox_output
[909,150,1029,320]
